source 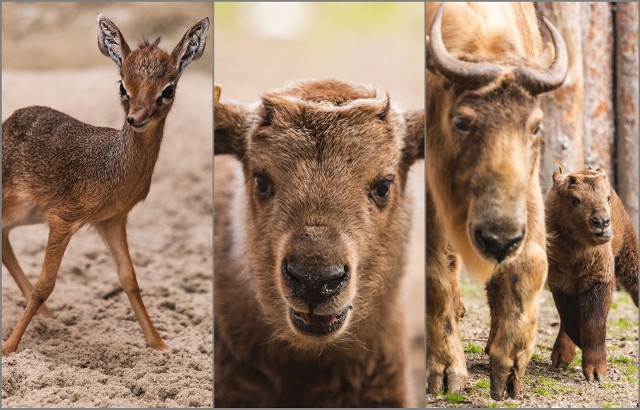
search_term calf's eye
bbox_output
[453,116,471,134]
[371,179,393,206]
[254,174,272,198]
[570,197,580,207]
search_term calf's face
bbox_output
[215,81,423,349]
[550,169,613,246]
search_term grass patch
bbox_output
[464,342,485,354]
[569,354,582,367]
[533,386,550,396]
[602,402,621,408]
[610,301,618,310]
[530,352,543,361]
[486,403,499,409]
[505,404,519,408]
[442,392,465,403]
[611,318,630,329]
[474,379,490,389]
[609,355,632,365]
[601,381,615,389]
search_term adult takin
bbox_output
[213,80,424,407]
[426,2,568,400]
[546,168,638,382]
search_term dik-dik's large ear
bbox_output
[97,14,131,67]
[215,101,250,159]
[172,17,209,76]
[402,109,425,165]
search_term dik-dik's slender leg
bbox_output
[2,215,74,356]
[579,280,614,382]
[485,244,546,400]
[98,216,167,350]
[2,230,54,318]
[426,193,468,394]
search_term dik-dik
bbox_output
[1,15,208,356]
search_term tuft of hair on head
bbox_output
[138,36,161,49]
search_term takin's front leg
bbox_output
[550,289,580,368]
[427,242,467,394]
[579,280,614,382]
[484,245,546,400]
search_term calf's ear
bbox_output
[402,109,425,166]
[214,101,250,159]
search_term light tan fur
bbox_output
[426,2,564,400]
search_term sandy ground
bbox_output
[427,276,639,408]
[1,68,213,407]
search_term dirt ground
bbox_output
[427,276,639,408]
[1,66,213,409]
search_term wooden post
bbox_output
[614,2,639,233]
[537,2,585,193]
[581,3,615,182]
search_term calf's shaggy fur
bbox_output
[546,168,638,381]
[213,80,424,407]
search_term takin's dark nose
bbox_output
[590,217,611,229]
[473,227,525,263]
[282,261,350,308]
[282,225,350,309]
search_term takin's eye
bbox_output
[570,197,580,207]
[371,178,394,207]
[532,123,543,138]
[119,82,129,99]
[254,173,272,199]
[453,116,472,134]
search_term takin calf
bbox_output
[546,168,638,382]
[213,80,424,407]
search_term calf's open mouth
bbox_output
[594,229,613,241]
[290,306,351,336]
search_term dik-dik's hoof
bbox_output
[38,304,55,319]
[2,345,16,357]
[427,366,469,394]
[148,340,169,351]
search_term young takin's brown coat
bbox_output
[213,80,424,407]
[546,168,638,382]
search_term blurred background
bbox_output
[215,2,425,406]
[2,2,213,408]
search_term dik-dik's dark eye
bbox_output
[453,116,472,134]
[570,197,580,207]
[371,178,394,207]
[162,84,175,99]
[254,173,272,199]
[119,82,128,99]
[607,195,611,202]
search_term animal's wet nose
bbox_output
[473,228,524,263]
[127,116,135,125]
[590,217,611,228]
[283,260,350,306]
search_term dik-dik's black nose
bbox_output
[474,228,524,263]
[127,117,135,125]
[283,260,350,307]
[590,217,611,229]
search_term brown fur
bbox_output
[426,2,560,400]
[1,15,208,356]
[546,168,639,381]
[213,80,424,407]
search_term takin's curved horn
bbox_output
[516,17,569,95]
[427,4,502,86]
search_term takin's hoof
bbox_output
[427,366,469,394]
[490,368,522,400]
[550,345,576,368]
[583,365,606,382]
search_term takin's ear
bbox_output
[552,166,564,185]
[172,17,209,76]
[97,14,131,67]
[402,109,425,165]
[214,101,250,159]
